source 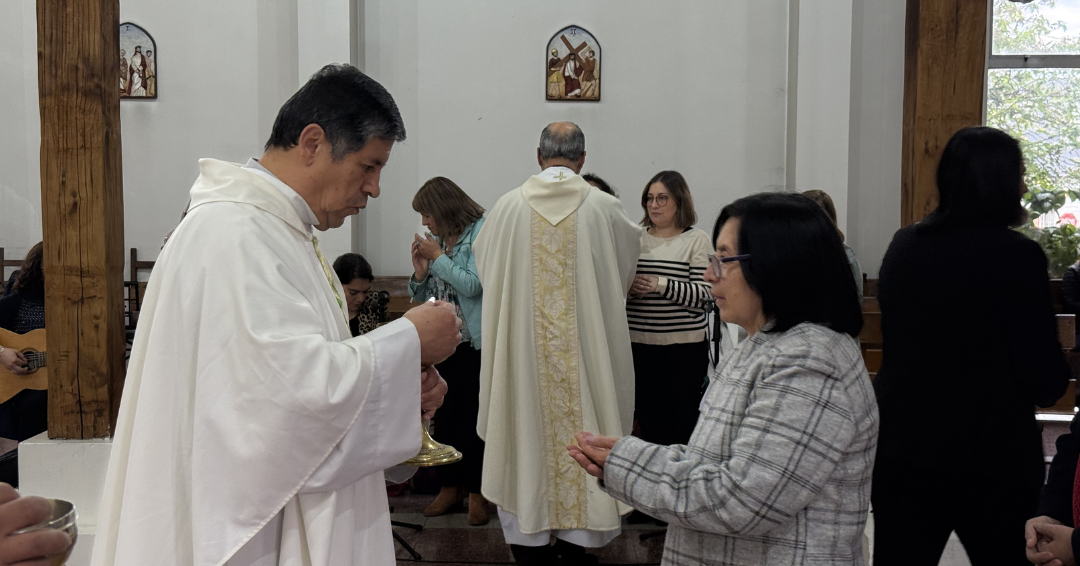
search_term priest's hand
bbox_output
[420,365,447,420]
[566,432,621,480]
[0,349,28,376]
[404,302,462,366]
[0,483,72,566]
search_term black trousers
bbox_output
[871,456,1042,566]
[432,344,485,494]
[0,389,46,442]
[632,341,709,446]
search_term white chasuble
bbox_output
[91,159,423,566]
[473,169,641,536]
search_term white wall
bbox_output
[793,0,854,234]
[362,0,791,275]
[847,0,906,277]
[0,0,43,269]
[0,0,357,278]
[362,0,906,277]
[0,0,907,279]
[117,0,327,275]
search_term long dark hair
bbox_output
[923,126,1027,229]
[12,242,44,299]
[713,193,862,337]
[333,253,374,285]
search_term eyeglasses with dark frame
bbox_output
[708,254,751,278]
[645,194,671,206]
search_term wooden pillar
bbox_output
[37,0,126,439]
[901,0,988,226]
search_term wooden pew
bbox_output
[129,248,155,282]
[369,276,413,322]
[1038,314,1079,422]
[128,248,155,314]
[1051,278,1064,316]
[0,248,25,283]
[859,279,881,380]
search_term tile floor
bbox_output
[390,493,665,565]
[390,420,1071,565]
[390,493,979,565]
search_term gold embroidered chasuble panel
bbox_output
[529,209,589,529]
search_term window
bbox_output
[987,0,1080,274]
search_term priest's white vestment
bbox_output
[91,159,423,566]
[473,168,641,542]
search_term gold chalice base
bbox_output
[401,425,462,467]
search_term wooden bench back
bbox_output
[129,248,155,282]
[0,248,25,282]
[859,279,881,379]
[125,248,156,325]
[369,276,413,322]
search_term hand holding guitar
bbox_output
[0,348,27,376]
[0,330,47,404]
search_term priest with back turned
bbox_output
[91,64,462,566]
[474,122,642,565]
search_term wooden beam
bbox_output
[901,0,989,226]
[37,0,126,439]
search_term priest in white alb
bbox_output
[473,122,642,565]
[91,64,463,566]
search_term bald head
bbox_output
[537,122,586,173]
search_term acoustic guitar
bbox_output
[0,328,47,404]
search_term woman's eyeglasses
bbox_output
[645,195,670,206]
[708,254,750,278]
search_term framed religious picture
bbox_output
[119,22,157,100]
[546,25,600,101]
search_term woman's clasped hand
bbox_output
[567,432,621,480]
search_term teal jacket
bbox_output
[408,217,485,349]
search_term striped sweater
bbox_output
[627,228,713,345]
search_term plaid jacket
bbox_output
[602,323,878,565]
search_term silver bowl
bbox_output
[13,498,77,565]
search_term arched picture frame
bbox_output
[546,26,600,101]
[119,22,157,100]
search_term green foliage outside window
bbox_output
[989,0,1080,276]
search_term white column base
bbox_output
[19,433,112,566]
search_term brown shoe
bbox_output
[467,493,490,526]
[423,486,463,517]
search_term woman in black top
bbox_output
[0,242,47,442]
[872,127,1070,566]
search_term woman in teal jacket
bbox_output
[409,177,489,525]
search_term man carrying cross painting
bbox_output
[563,52,584,98]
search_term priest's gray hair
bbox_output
[539,122,585,162]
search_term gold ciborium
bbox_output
[401,419,462,467]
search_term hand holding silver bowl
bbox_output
[5,493,76,566]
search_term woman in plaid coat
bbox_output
[569,193,878,565]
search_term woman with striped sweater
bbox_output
[627,171,713,449]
